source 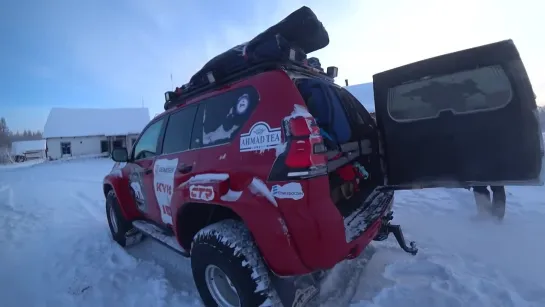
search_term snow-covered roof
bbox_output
[43,108,150,138]
[11,140,46,155]
[345,82,375,113]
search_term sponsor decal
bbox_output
[131,182,145,202]
[236,94,250,114]
[153,158,179,224]
[189,185,215,201]
[272,182,304,200]
[129,169,147,212]
[240,121,281,152]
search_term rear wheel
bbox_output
[106,190,140,247]
[191,220,275,307]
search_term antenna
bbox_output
[170,73,174,90]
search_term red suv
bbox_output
[103,6,544,307]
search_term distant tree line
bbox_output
[0,107,544,148]
[0,117,43,148]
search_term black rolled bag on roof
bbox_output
[189,6,329,87]
[164,6,330,110]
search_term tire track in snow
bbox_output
[350,187,545,307]
[0,184,43,247]
[71,191,107,223]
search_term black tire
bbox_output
[191,220,276,307]
[106,189,135,247]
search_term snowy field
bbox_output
[0,157,544,307]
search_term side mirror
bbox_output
[111,148,129,163]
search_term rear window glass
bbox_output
[387,65,513,122]
[191,86,259,149]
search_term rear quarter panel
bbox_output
[170,71,313,275]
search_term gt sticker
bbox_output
[154,158,178,225]
[190,185,215,201]
[240,121,281,152]
[272,183,304,200]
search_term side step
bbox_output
[132,220,190,257]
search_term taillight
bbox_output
[266,108,327,181]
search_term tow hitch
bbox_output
[374,212,418,255]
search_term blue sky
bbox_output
[1,0,544,132]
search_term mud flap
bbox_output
[270,245,377,306]
[124,228,143,246]
[269,271,323,307]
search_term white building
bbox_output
[11,139,47,161]
[43,107,150,160]
[345,82,375,113]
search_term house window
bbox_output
[61,142,71,155]
[113,140,123,149]
[100,140,110,153]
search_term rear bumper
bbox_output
[278,177,394,273]
[342,189,394,258]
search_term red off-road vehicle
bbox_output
[103,6,544,307]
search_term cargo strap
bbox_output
[326,139,372,173]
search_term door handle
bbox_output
[144,168,153,175]
[177,164,193,174]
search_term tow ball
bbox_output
[373,211,418,255]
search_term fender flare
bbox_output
[173,200,311,276]
[103,175,142,221]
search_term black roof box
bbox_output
[164,6,330,110]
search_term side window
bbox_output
[334,87,368,126]
[133,119,164,160]
[388,65,513,122]
[191,86,259,149]
[162,106,198,154]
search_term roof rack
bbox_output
[163,61,338,111]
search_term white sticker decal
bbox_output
[271,182,304,200]
[240,122,281,152]
[130,181,145,202]
[236,94,250,114]
[189,185,215,201]
[153,158,178,225]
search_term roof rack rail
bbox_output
[164,61,337,111]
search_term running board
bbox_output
[132,220,190,257]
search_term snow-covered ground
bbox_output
[0,158,544,307]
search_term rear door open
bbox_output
[373,40,544,189]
